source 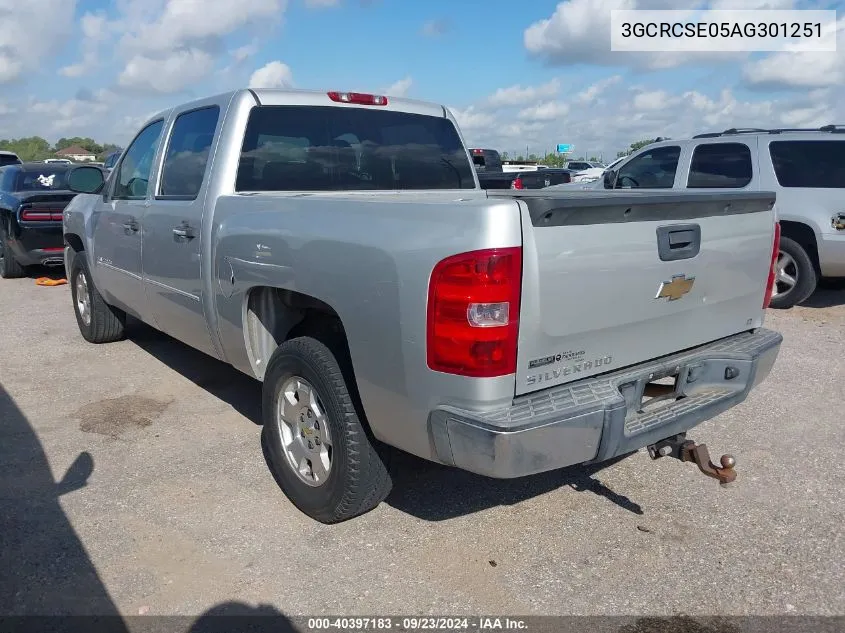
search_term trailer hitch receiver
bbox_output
[647,433,737,484]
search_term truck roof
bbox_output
[144,88,451,129]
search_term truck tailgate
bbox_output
[489,190,778,396]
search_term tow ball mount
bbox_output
[647,433,737,485]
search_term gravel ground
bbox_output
[1,272,843,620]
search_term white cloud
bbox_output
[487,79,560,107]
[0,0,76,83]
[632,90,677,111]
[523,0,795,71]
[119,0,284,56]
[384,77,412,97]
[742,17,845,90]
[452,75,845,160]
[450,106,497,131]
[518,101,570,121]
[119,49,216,93]
[58,0,286,93]
[577,75,622,103]
[249,61,294,89]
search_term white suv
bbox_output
[558,127,845,309]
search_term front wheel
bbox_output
[769,236,817,309]
[69,254,127,343]
[261,337,392,523]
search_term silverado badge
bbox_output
[656,274,695,301]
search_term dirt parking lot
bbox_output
[1,273,843,619]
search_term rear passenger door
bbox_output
[142,105,221,356]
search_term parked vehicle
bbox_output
[44,158,73,165]
[102,150,122,175]
[565,160,605,172]
[0,162,86,277]
[62,88,782,523]
[469,148,503,172]
[564,127,845,308]
[570,156,626,183]
[0,151,22,167]
[477,168,572,189]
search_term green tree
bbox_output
[55,137,104,155]
[500,151,509,160]
[0,137,53,161]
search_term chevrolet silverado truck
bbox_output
[62,88,783,523]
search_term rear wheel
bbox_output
[261,337,392,523]
[0,232,25,279]
[69,254,127,343]
[769,236,817,309]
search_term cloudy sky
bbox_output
[1,0,843,158]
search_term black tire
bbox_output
[261,337,392,523]
[69,254,127,343]
[769,236,818,309]
[0,233,25,279]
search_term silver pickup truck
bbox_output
[62,88,783,523]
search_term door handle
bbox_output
[123,218,139,233]
[656,224,701,262]
[172,222,195,239]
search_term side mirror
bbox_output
[67,166,105,194]
[603,169,617,189]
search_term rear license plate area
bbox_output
[619,366,687,421]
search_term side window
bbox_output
[687,142,752,188]
[113,120,164,200]
[615,145,680,189]
[159,106,220,199]
[769,140,845,188]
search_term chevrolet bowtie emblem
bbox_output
[656,274,695,301]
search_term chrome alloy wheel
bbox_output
[772,249,798,300]
[276,376,333,486]
[75,270,92,326]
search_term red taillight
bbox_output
[764,222,781,308]
[472,149,483,155]
[21,209,63,221]
[427,247,522,378]
[327,91,388,106]
[510,177,524,190]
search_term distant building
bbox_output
[54,145,97,162]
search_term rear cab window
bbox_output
[687,142,752,188]
[0,154,21,167]
[236,106,475,191]
[769,140,845,188]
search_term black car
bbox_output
[477,167,574,190]
[0,163,91,278]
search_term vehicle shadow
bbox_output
[126,317,263,425]
[800,279,845,308]
[124,320,643,521]
[0,383,128,622]
[384,449,642,521]
[185,601,299,633]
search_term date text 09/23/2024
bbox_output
[306,617,528,631]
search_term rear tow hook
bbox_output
[647,433,737,485]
